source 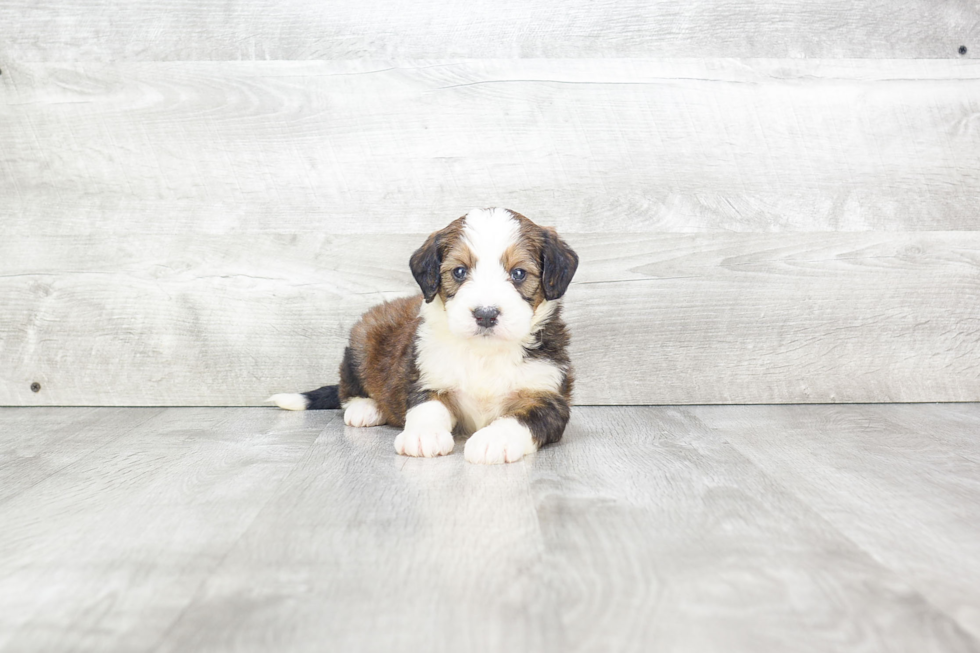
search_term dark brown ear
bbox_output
[410,230,446,303]
[540,228,579,300]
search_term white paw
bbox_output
[343,397,386,427]
[464,417,536,465]
[394,428,454,457]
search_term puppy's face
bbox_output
[410,208,578,342]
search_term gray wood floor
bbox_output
[1,405,978,652]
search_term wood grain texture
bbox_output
[688,403,980,640]
[2,59,980,235]
[2,231,978,406]
[0,407,328,652]
[528,406,980,652]
[0,0,977,61]
[2,405,978,651]
[0,407,164,504]
[155,414,558,653]
[869,403,980,465]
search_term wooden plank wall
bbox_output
[1,3,979,406]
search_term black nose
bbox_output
[472,306,500,328]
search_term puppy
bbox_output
[269,208,578,464]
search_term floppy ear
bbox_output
[410,230,444,303]
[540,228,579,300]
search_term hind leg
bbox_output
[343,397,387,427]
[338,346,386,427]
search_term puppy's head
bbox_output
[410,208,578,342]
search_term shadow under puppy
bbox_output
[270,207,578,464]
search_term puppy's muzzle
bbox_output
[472,306,500,329]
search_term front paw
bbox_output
[394,428,454,457]
[464,418,535,465]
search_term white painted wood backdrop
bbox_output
[1,3,978,405]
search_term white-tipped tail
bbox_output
[267,393,309,411]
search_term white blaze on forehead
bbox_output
[461,208,521,274]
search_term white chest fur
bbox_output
[416,300,564,433]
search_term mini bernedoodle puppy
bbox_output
[269,207,578,464]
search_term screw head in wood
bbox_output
[959,45,968,55]
[30,382,41,393]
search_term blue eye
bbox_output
[510,268,527,282]
[452,266,467,281]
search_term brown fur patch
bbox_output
[439,240,475,301]
[503,388,571,447]
[507,210,578,302]
[500,240,544,307]
[344,294,423,428]
[507,210,564,308]
[500,243,541,276]
[409,217,465,304]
